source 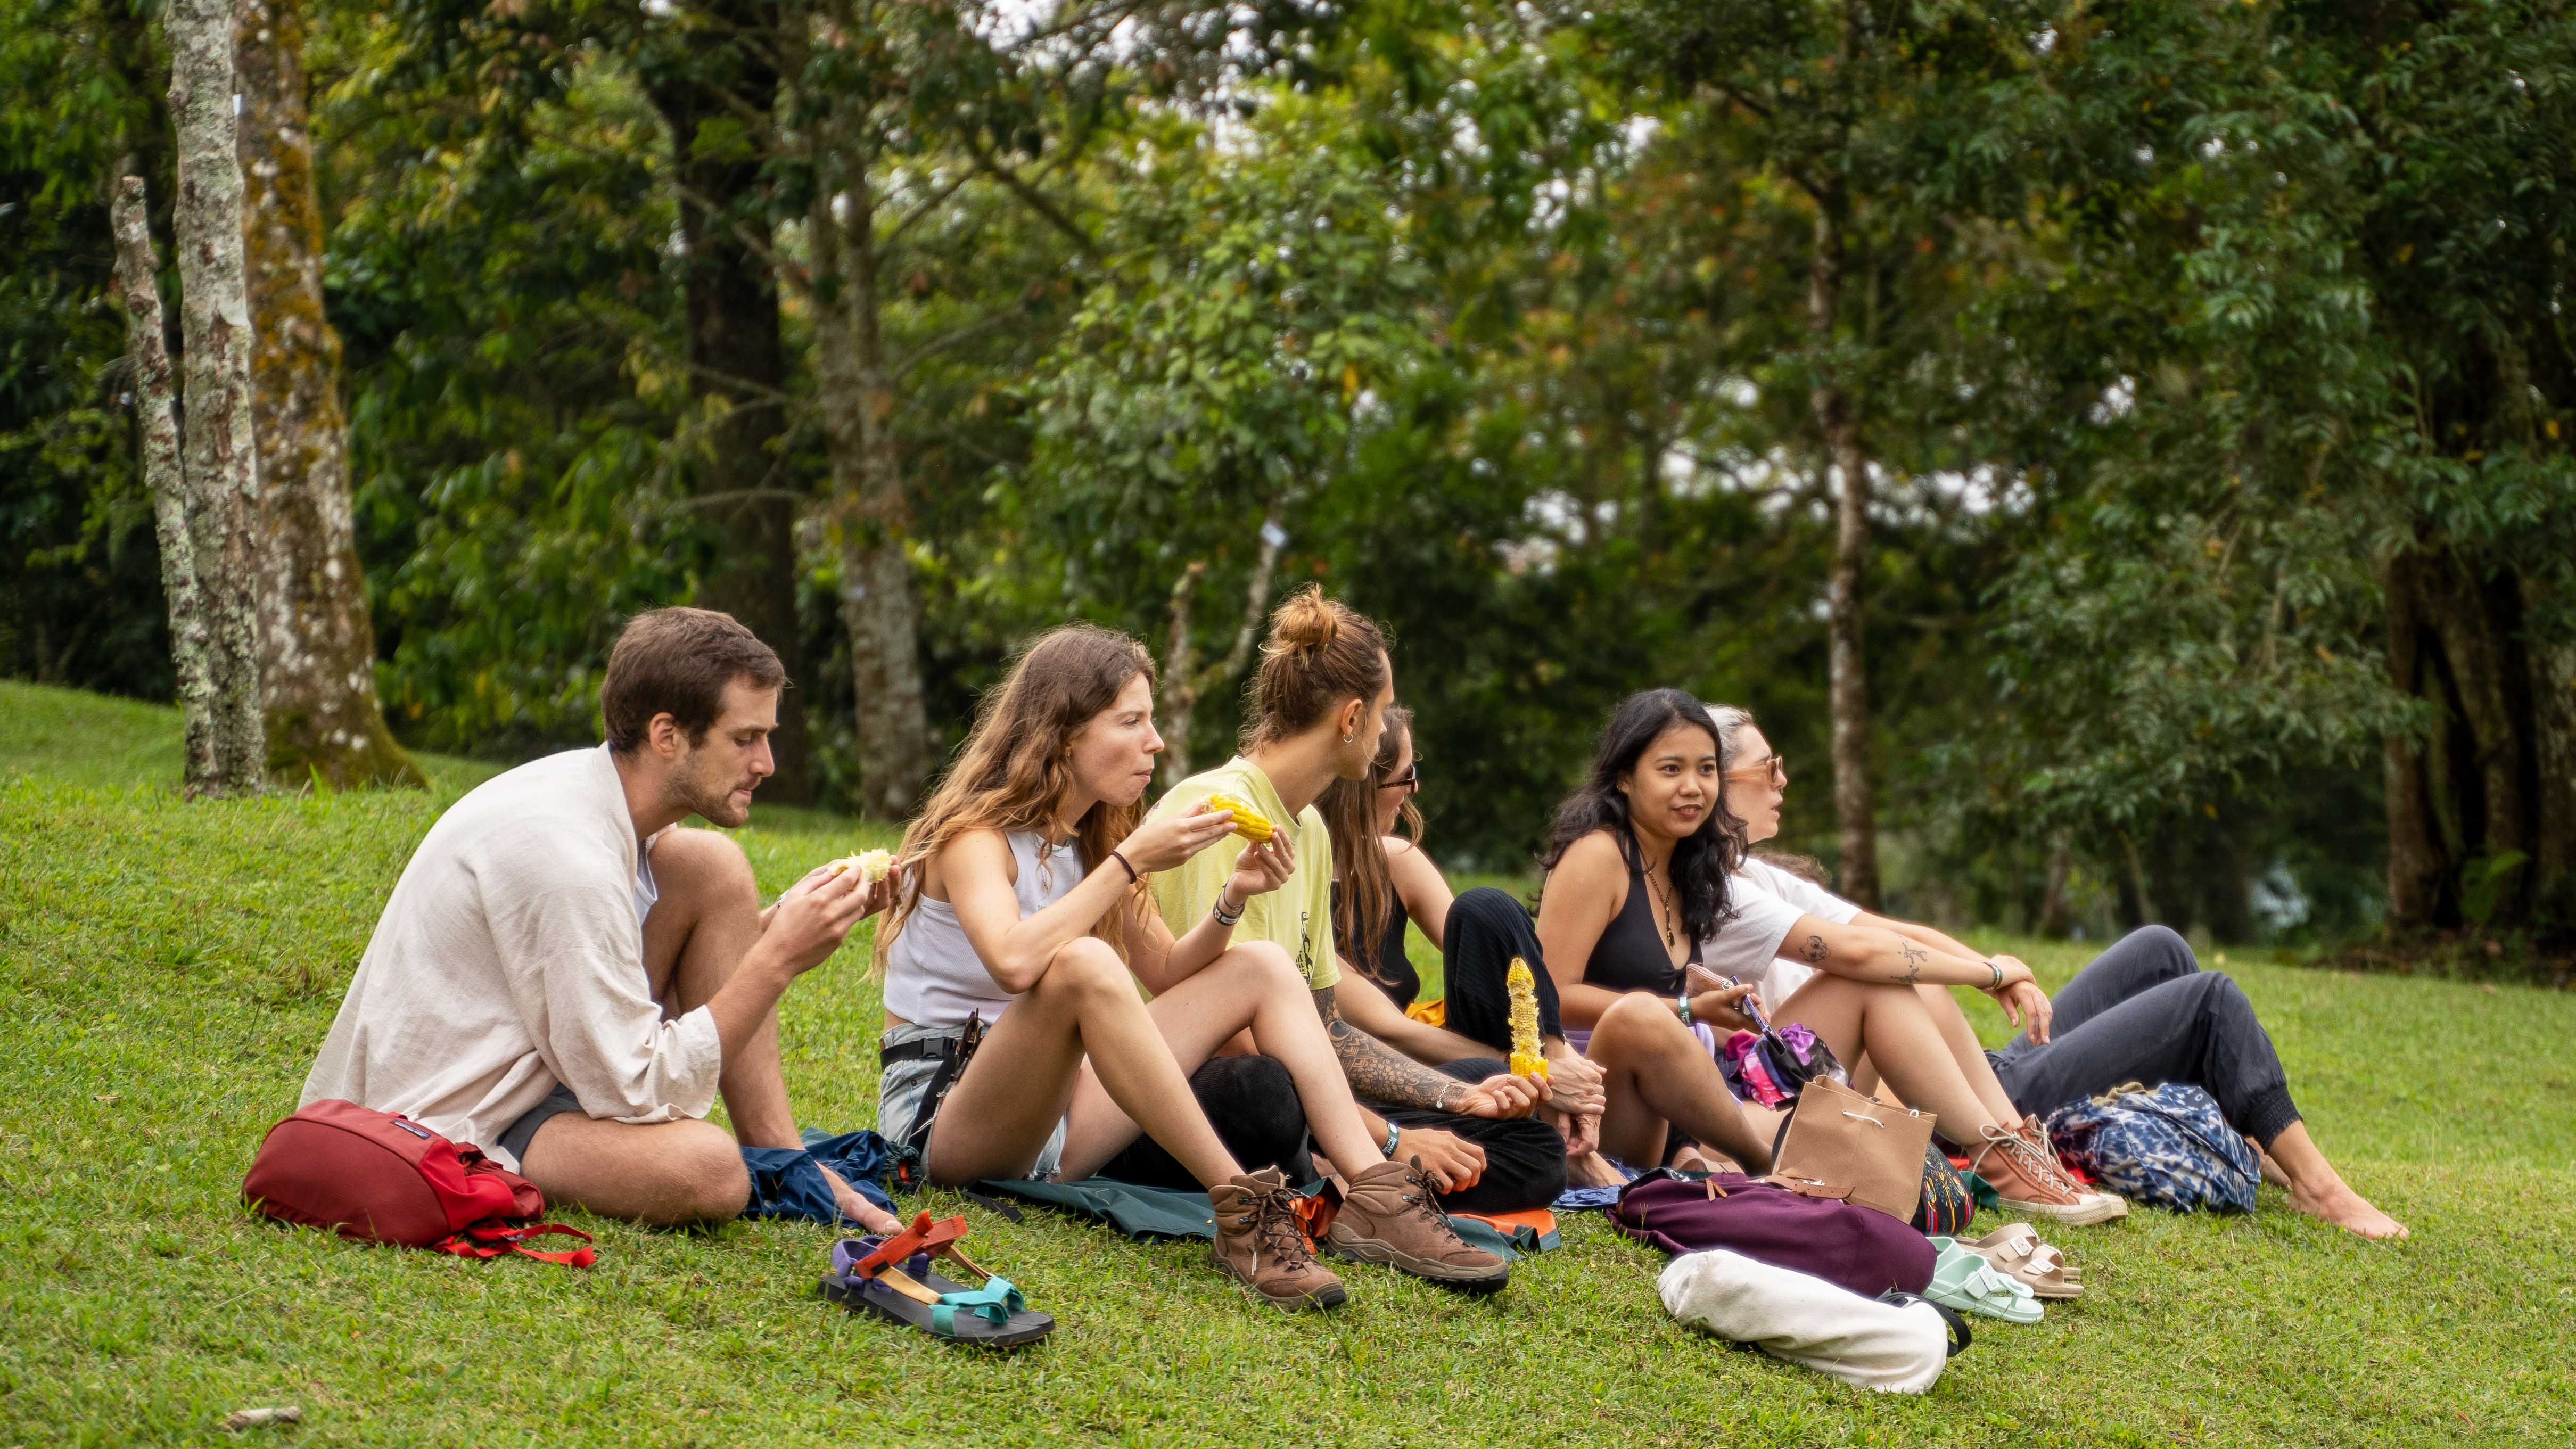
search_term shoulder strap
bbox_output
[437,1222,597,1269]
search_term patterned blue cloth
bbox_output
[1553,1158,1644,1211]
[738,1129,907,1223]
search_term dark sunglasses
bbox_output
[1380,763,1422,792]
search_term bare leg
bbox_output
[517,1114,750,1226]
[2265,1122,2409,1239]
[643,829,799,1147]
[1779,974,2060,1203]
[928,937,1242,1188]
[1058,942,1382,1180]
[1915,983,2022,1124]
[1585,993,1774,1172]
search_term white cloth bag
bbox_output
[1658,1248,1953,1394]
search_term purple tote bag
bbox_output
[1610,1169,1935,1298]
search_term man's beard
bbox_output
[671,751,754,827]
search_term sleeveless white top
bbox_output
[883,830,1087,1029]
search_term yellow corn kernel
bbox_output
[1507,957,1548,1080]
[1205,791,1276,844]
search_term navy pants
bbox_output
[1991,926,2303,1147]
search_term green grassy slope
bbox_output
[1,686,2570,1446]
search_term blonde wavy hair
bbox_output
[873,624,1156,975]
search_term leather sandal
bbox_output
[1956,1222,2084,1300]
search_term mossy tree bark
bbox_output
[643,2,813,802]
[161,0,266,796]
[236,0,423,789]
[794,57,932,820]
[109,178,228,792]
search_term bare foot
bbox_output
[2289,1177,2409,1239]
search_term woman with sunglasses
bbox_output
[1703,702,2407,1240]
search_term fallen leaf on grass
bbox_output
[222,1406,301,1431]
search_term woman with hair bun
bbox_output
[874,623,1508,1308]
[1149,586,1571,1223]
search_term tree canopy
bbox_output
[4,0,2569,956]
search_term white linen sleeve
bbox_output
[475,839,723,1125]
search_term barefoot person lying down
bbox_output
[1702,701,2407,1240]
[874,624,1508,1310]
[301,608,899,1229]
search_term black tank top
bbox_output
[1583,860,1698,995]
[1331,881,1421,1010]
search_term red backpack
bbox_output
[242,1099,595,1267]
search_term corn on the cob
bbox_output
[824,849,895,885]
[1507,957,1548,1080]
[1204,791,1277,844]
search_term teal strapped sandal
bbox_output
[820,1212,1055,1347]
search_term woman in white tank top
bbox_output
[870,624,1500,1308]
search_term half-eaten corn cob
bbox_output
[1204,792,1277,844]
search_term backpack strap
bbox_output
[438,1221,597,1269]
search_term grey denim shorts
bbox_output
[879,1020,1065,1183]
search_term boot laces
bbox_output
[1394,1162,1467,1246]
[1249,1190,1316,1268]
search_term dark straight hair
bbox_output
[1538,688,1745,942]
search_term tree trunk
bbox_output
[2383,545,2564,936]
[110,176,226,794]
[236,0,423,790]
[809,155,933,819]
[168,0,266,795]
[1807,194,1881,909]
[2113,830,2149,932]
[2525,572,2576,934]
[2037,830,2074,938]
[2382,551,2450,929]
[647,11,812,802]
[1158,561,1208,788]
[1154,494,1291,788]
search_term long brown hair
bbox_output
[1321,705,1421,984]
[1244,583,1389,748]
[873,624,1155,974]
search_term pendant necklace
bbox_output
[1643,855,1678,948]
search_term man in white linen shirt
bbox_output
[301,607,896,1227]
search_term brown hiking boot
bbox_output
[1326,1159,1512,1292]
[1209,1170,1347,1311]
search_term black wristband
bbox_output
[1108,849,1138,884]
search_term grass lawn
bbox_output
[2,680,2572,1446]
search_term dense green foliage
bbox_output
[6,681,2573,1446]
[5,0,2571,949]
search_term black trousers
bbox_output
[1437,887,1563,1055]
[1376,1068,1569,1215]
[1097,1055,1315,1190]
[1098,1052,1565,1213]
[1991,926,2304,1147]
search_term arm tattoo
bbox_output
[1315,987,1464,1110]
[1798,934,1828,964]
[1897,940,1927,985]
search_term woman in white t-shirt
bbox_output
[1702,703,2406,1240]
